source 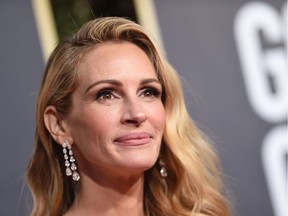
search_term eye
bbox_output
[96,89,117,101]
[140,87,161,99]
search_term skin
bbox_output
[44,41,166,215]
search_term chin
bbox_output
[122,157,157,171]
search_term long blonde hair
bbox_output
[27,17,230,216]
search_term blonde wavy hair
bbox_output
[27,17,230,216]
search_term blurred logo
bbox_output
[234,2,287,216]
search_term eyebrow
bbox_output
[84,78,161,94]
[140,78,161,86]
[85,79,122,94]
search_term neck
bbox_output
[67,165,145,216]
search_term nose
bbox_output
[120,99,147,126]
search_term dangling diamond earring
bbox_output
[159,158,168,178]
[62,140,80,181]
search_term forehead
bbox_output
[77,41,157,83]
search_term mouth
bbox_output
[114,132,152,146]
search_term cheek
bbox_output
[68,107,115,144]
[68,109,117,162]
[150,104,166,132]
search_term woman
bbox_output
[27,17,230,216]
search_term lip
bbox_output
[114,132,152,146]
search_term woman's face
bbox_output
[65,41,166,177]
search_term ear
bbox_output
[44,105,71,145]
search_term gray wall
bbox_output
[154,1,287,216]
[0,0,43,215]
[0,0,286,215]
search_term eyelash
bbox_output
[140,87,161,98]
[95,86,162,101]
[95,89,116,100]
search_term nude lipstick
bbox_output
[114,132,152,146]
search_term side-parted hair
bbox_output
[27,17,230,216]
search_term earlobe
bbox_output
[44,105,69,145]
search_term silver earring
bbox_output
[62,140,80,181]
[159,158,168,178]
